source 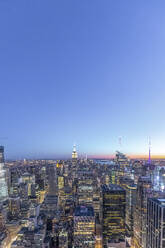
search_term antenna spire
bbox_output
[148,137,151,164]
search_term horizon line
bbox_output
[5,153,165,160]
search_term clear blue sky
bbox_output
[0,0,165,159]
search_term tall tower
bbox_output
[148,138,151,164]
[74,205,95,247]
[147,198,165,248]
[72,144,78,160]
[47,164,57,196]
[133,177,152,248]
[102,184,126,246]
[0,146,8,201]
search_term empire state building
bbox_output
[0,146,8,201]
[72,145,78,160]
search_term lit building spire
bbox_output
[148,137,151,164]
[72,144,78,160]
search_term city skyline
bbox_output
[1,1,165,158]
[1,1,165,248]
[3,143,165,160]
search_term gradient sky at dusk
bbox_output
[1,1,165,159]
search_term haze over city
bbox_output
[1,1,165,159]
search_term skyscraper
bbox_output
[72,144,78,161]
[73,205,95,247]
[72,145,78,179]
[40,164,58,218]
[0,146,8,201]
[125,184,136,237]
[133,177,153,248]
[147,198,165,248]
[148,138,151,164]
[47,164,57,196]
[102,184,126,247]
[77,165,94,206]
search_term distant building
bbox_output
[115,151,129,173]
[0,146,8,201]
[9,197,21,219]
[47,164,57,196]
[77,167,94,206]
[9,169,19,197]
[102,184,126,247]
[72,145,78,160]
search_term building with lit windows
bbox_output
[9,197,21,219]
[8,168,19,197]
[133,177,153,248]
[0,146,8,201]
[125,184,136,237]
[77,166,94,206]
[73,205,95,247]
[58,176,64,190]
[72,145,78,160]
[58,229,69,248]
[0,205,5,233]
[115,151,129,174]
[119,178,137,237]
[102,184,126,247]
[147,198,165,248]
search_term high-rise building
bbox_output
[72,145,78,179]
[115,151,129,172]
[58,229,69,248]
[73,205,95,247]
[8,168,19,197]
[72,145,78,160]
[133,177,153,248]
[0,146,8,201]
[77,166,94,206]
[0,205,5,232]
[102,184,126,247]
[147,198,165,248]
[125,184,136,237]
[9,197,21,219]
[119,178,137,237]
[47,164,57,196]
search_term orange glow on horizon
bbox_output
[89,153,165,160]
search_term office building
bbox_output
[47,164,57,196]
[102,184,126,247]
[125,184,136,236]
[147,198,165,248]
[73,205,95,247]
[0,146,8,201]
[72,145,78,161]
[133,177,153,248]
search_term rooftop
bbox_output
[74,205,94,217]
[149,198,165,206]
[102,184,125,192]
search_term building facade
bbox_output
[0,146,8,201]
[102,184,126,247]
[73,205,95,247]
[147,198,165,248]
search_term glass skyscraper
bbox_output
[0,146,8,201]
[147,198,165,248]
[102,184,126,247]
